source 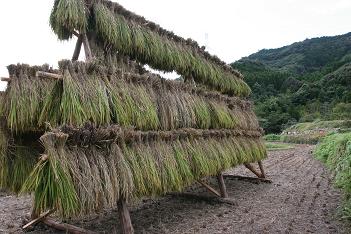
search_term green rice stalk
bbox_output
[133,143,162,196]
[0,128,9,189]
[172,140,194,186]
[209,102,236,129]
[22,133,79,218]
[50,0,88,40]
[38,80,63,128]
[60,69,87,126]
[21,159,78,218]
[92,2,251,97]
[123,144,146,197]
[192,97,211,129]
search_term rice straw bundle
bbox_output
[22,126,266,217]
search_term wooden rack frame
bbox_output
[20,32,270,234]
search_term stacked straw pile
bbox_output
[0,0,266,219]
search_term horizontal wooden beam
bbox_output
[223,174,272,183]
[43,217,97,234]
[1,77,11,82]
[36,71,62,80]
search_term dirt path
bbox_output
[1,144,350,233]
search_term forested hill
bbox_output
[232,32,351,134]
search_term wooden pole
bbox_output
[197,180,221,197]
[72,31,80,37]
[217,173,228,198]
[117,198,134,234]
[72,35,83,61]
[43,218,97,234]
[82,34,93,61]
[258,161,266,178]
[1,77,11,82]
[22,209,55,230]
[223,175,272,183]
[244,163,263,178]
[36,71,62,80]
[184,76,196,86]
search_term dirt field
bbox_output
[1,144,350,233]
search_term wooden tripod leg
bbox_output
[82,33,93,61]
[258,161,266,178]
[43,218,97,234]
[198,180,221,197]
[118,198,134,234]
[217,173,228,198]
[72,34,83,61]
[244,163,263,178]
[23,209,55,230]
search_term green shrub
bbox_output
[281,133,325,145]
[263,134,281,142]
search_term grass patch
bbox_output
[285,120,351,132]
[265,142,294,151]
[263,134,282,142]
[314,133,351,219]
[281,133,326,145]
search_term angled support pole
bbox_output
[217,173,228,198]
[197,180,221,197]
[23,209,55,230]
[24,209,96,234]
[244,163,263,178]
[258,161,266,178]
[72,34,83,61]
[82,33,93,61]
[117,198,134,234]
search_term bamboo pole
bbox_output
[117,198,134,234]
[43,218,97,234]
[36,71,62,80]
[197,180,221,197]
[72,35,83,61]
[22,209,55,230]
[244,163,263,178]
[1,77,11,82]
[72,31,80,37]
[82,34,93,61]
[223,175,272,183]
[258,161,266,178]
[217,173,228,198]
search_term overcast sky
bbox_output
[0,0,350,89]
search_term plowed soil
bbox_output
[1,144,350,233]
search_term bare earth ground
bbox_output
[1,144,350,233]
